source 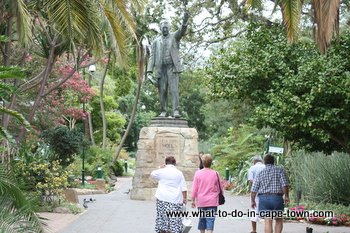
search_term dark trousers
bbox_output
[158,64,179,113]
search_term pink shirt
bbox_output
[191,168,222,207]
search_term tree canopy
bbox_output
[207,23,350,153]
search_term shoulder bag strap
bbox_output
[216,172,223,194]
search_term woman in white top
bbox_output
[151,156,187,233]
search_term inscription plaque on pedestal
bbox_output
[130,126,199,201]
[156,137,180,162]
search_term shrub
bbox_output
[13,159,69,201]
[289,151,350,205]
[111,160,124,176]
[231,160,251,194]
[41,126,84,166]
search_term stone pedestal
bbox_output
[130,118,198,201]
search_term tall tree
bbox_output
[247,0,342,53]
[207,23,350,153]
[1,0,144,141]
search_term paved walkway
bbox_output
[42,177,349,233]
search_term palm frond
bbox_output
[245,0,263,10]
[0,166,28,208]
[102,5,128,66]
[0,35,9,43]
[0,83,16,98]
[0,107,30,129]
[101,0,144,65]
[0,128,16,144]
[0,168,44,233]
[14,0,33,46]
[280,0,303,43]
[0,66,26,79]
[44,0,103,53]
[0,199,21,233]
[313,0,340,54]
[112,0,137,38]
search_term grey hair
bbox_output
[252,155,262,162]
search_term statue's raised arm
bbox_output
[174,11,189,40]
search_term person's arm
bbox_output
[250,174,260,208]
[251,192,257,209]
[182,191,187,204]
[280,168,289,205]
[174,11,189,40]
[146,40,156,73]
[247,167,254,185]
[191,173,198,208]
[180,173,187,204]
[150,169,159,180]
[283,186,290,205]
[150,165,164,180]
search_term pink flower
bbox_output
[25,54,32,62]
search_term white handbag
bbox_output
[182,205,192,233]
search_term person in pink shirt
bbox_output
[191,154,222,233]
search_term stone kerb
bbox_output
[130,126,198,201]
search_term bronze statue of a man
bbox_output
[147,11,189,118]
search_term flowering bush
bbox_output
[221,179,234,191]
[13,159,69,203]
[287,205,306,221]
[288,205,350,226]
[310,214,350,226]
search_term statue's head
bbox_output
[160,20,170,36]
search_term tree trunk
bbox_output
[100,52,111,149]
[2,87,17,129]
[27,38,57,123]
[18,36,57,142]
[1,16,14,129]
[113,44,145,162]
[4,16,13,66]
[87,112,95,146]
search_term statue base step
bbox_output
[150,117,188,128]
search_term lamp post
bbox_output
[81,110,86,185]
[225,166,229,181]
[264,134,271,155]
[81,70,86,186]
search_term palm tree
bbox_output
[312,0,341,54]
[0,0,32,65]
[2,0,145,140]
[114,39,146,162]
[246,0,341,53]
[0,165,44,233]
[32,0,143,111]
[0,64,30,147]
